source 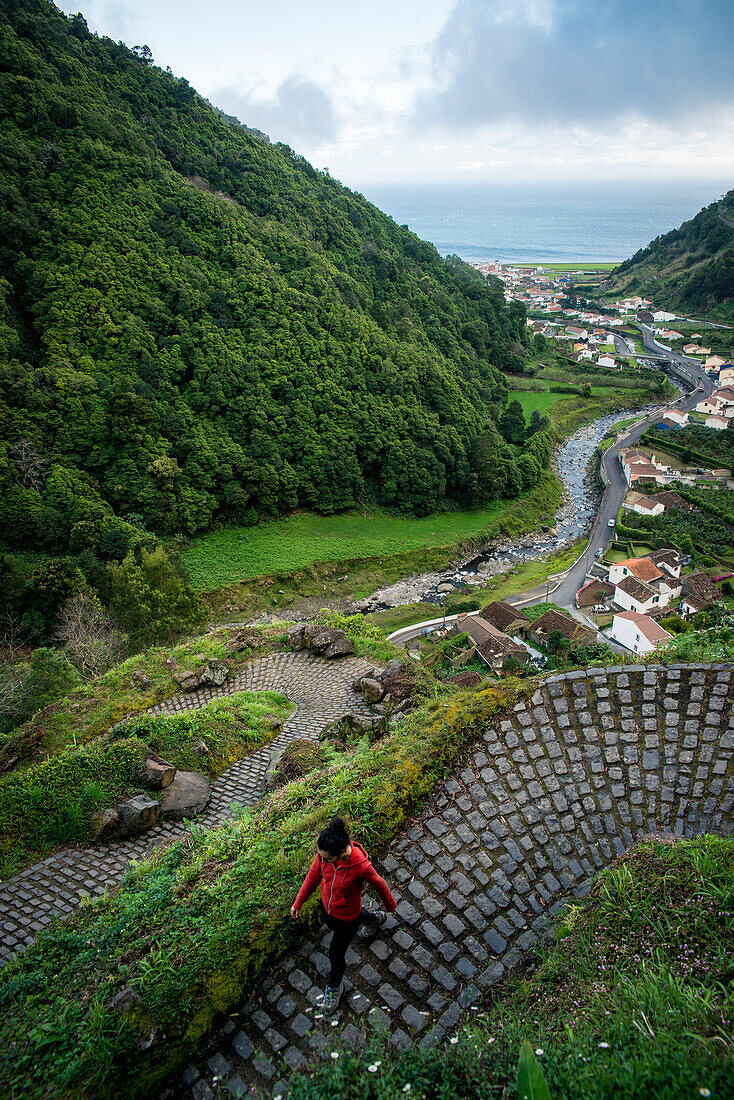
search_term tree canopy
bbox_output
[0,0,552,549]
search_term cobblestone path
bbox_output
[0,651,376,965]
[177,662,734,1100]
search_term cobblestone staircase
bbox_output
[174,662,734,1100]
[0,651,376,963]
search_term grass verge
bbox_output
[0,624,286,770]
[0,691,292,878]
[0,678,521,1100]
[287,835,734,1099]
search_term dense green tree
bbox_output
[0,0,548,546]
[108,545,204,644]
[498,400,526,444]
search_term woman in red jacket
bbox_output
[291,817,397,1015]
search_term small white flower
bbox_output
[699,1091,711,1098]
[331,1051,339,1060]
[450,1036,459,1044]
[331,1020,339,1027]
[368,1065,378,1073]
[488,1037,495,1043]
[403,1086,411,1094]
[598,1042,610,1049]
[535,1048,544,1056]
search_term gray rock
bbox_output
[323,632,355,659]
[160,771,211,819]
[286,623,308,650]
[131,671,152,690]
[196,659,230,688]
[90,807,120,840]
[359,677,384,703]
[303,623,328,645]
[309,629,339,654]
[264,715,283,731]
[378,659,403,681]
[163,656,178,671]
[322,713,389,744]
[144,757,176,790]
[116,795,160,838]
[173,670,199,692]
[107,986,142,1016]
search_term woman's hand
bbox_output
[290,905,301,919]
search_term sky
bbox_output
[56,0,734,189]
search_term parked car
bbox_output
[594,548,603,559]
[607,518,615,527]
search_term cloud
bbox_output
[212,75,338,148]
[416,0,734,129]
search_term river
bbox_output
[356,407,657,612]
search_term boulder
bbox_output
[444,669,482,688]
[192,738,210,756]
[303,623,328,645]
[160,770,211,819]
[309,629,339,654]
[358,677,384,704]
[322,632,355,659]
[437,582,455,593]
[107,987,142,1017]
[264,714,283,731]
[131,671,152,690]
[173,670,199,692]
[286,623,309,650]
[143,757,176,790]
[116,794,160,838]
[163,656,179,671]
[377,659,403,681]
[322,712,388,744]
[196,658,230,688]
[90,807,120,840]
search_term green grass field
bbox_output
[506,388,565,418]
[182,506,511,591]
[512,262,617,273]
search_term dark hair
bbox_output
[318,817,350,856]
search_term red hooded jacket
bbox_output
[294,841,396,921]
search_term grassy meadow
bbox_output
[182,504,511,592]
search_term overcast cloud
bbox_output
[417,0,734,128]
[214,75,338,146]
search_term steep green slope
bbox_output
[0,0,538,556]
[608,187,734,320]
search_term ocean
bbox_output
[358,180,729,265]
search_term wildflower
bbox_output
[450,1037,459,1044]
[331,1020,339,1027]
[535,1048,544,1056]
[699,1091,711,1097]
[368,1065,378,1073]
[331,1052,339,1060]
[403,1086,412,1094]
[599,1042,610,1049]
[488,1037,495,1043]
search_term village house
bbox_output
[479,601,530,636]
[680,572,718,617]
[706,414,729,431]
[622,449,667,486]
[614,575,663,614]
[705,354,726,370]
[610,610,672,655]
[719,365,734,385]
[660,408,688,427]
[696,387,734,418]
[450,613,528,672]
[525,609,596,650]
[622,490,664,517]
[652,310,676,323]
[651,490,691,511]
[596,353,618,369]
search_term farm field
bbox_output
[182,505,511,591]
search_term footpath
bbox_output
[173,661,734,1100]
[0,651,376,965]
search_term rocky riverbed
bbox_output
[355,407,656,612]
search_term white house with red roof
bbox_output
[610,611,672,655]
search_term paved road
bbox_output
[548,332,716,607]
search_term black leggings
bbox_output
[322,906,378,987]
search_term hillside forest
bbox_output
[0,0,561,653]
[609,186,734,320]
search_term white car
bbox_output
[607,518,615,527]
